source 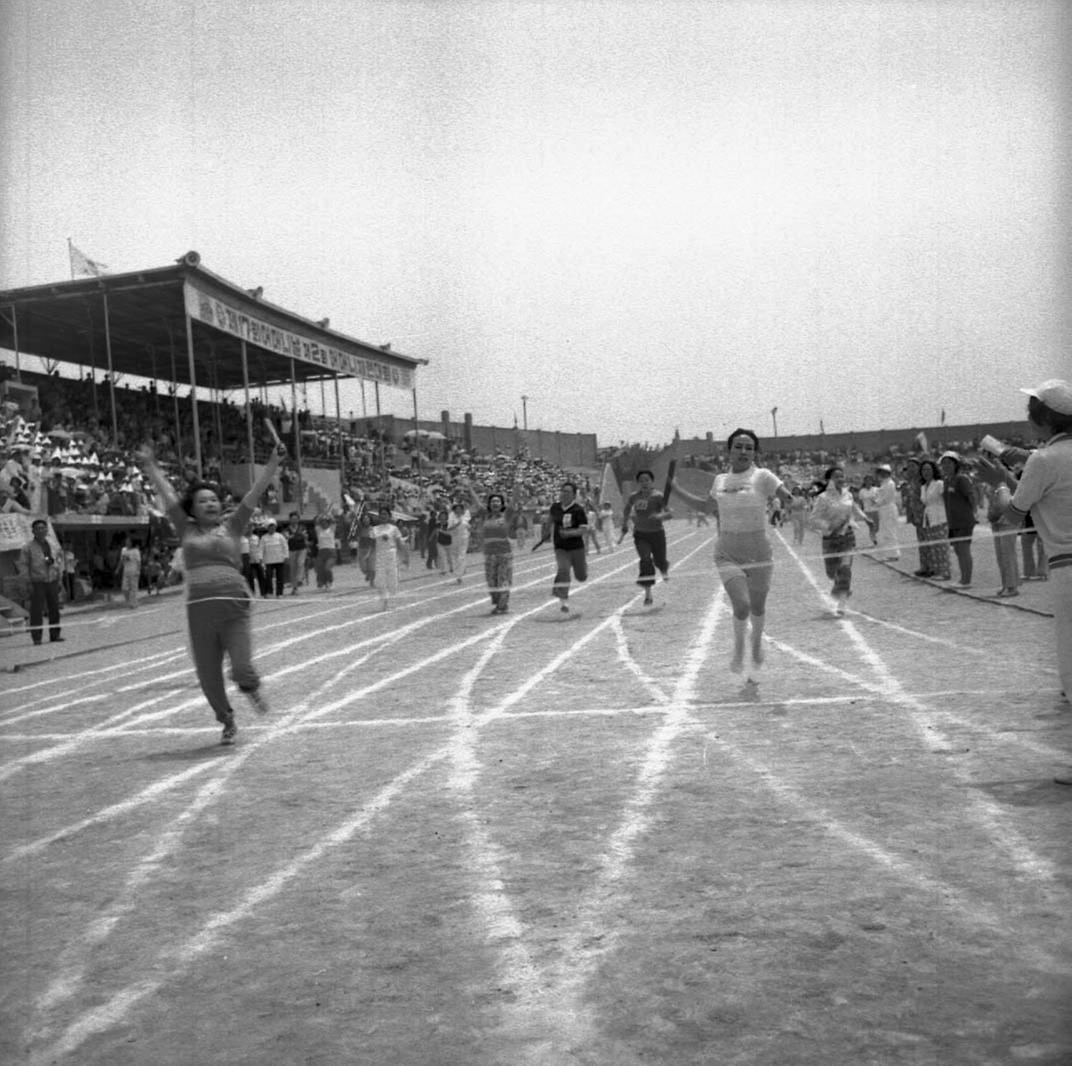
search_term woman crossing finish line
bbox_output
[671,428,791,682]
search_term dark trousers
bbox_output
[552,546,588,600]
[948,526,974,585]
[264,562,286,596]
[633,529,668,588]
[29,580,62,643]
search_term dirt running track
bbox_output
[2,522,1070,1066]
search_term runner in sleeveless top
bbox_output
[671,428,791,681]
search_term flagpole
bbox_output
[67,237,74,281]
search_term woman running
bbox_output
[468,486,519,613]
[138,440,286,745]
[621,469,672,606]
[672,428,791,680]
[809,465,874,615]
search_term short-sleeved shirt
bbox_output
[1011,434,1072,557]
[550,501,587,550]
[624,490,667,533]
[710,467,783,534]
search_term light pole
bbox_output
[521,395,529,430]
[771,406,779,437]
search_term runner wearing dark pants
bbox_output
[622,469,671,606]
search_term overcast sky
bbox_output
[1,0,1069,445]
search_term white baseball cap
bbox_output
[1020,378,1072,415]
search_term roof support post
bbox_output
[5,305,21,380]
[184,308,203,478]
[166,323,182,465]
[412,386,421,478]
[101,290,120,447]
[374,381,383,478]
[290,358,303,516]
[333,372,344,506]
[241,340,255,490]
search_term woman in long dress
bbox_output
[371,507,410,610]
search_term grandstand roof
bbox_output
[0,255,426,393]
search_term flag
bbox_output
[915,431,929,453]
[819,419,825,434]
[69,242,108,277]
[940,408,946,425]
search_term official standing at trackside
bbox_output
[977,378,1072,784]
[18,518,65,645]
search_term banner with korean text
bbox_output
[183,281,414,389]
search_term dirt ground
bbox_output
[1,520,1070,1065]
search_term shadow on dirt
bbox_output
[142,745,234,762]
[970,778,1072,807]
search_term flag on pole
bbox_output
[69,242,108,277]
[940,408,946,425]
[915,431,929,453]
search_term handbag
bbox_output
[437,531,452,546]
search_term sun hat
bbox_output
[1020,378,1072,415]
[875,463,891,473]
[939,450,961,464]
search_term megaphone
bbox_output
[177,250,201,267]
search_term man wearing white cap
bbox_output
[980,379,1072,782]
[873,464,901,562]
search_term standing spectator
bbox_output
[899,458,928,575]
[919,459,951,581]
[859,475,880,545]
[1021,505,1049,581]
[116,533,142,609]
[314,513,337,590]
[985,480,1020,597]
[18,518,65,645]
[284,511,308,594]
[787,487,808,545]
[940,451,976,588]
[247,525,266,595]
[260,519,288,597]
[446,502,471,584]
[62,542,77,602]
[873,464,901,562]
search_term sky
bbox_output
[1,0,1070,447]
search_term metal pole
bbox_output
[184,310,203,477]
[412,386,421,477]
[168,324,182,463]
[8,306,20,380]
[290,359,303,515]
[521,395,528,430]
[241,339,255,489]
[333,373,344,506]
[102,291,120,446]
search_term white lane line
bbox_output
[780,537,1059,883]
[28,560,650,1062]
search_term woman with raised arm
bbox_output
[468,481,520,614]
[672,428,791,681]
[138,440,287,745]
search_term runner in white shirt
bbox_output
[672,428,791,682]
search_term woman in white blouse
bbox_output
[809,465,874,615]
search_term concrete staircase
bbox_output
[0,595,28,637]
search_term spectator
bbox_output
[939,451,977,588]
[18,518,65,645]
